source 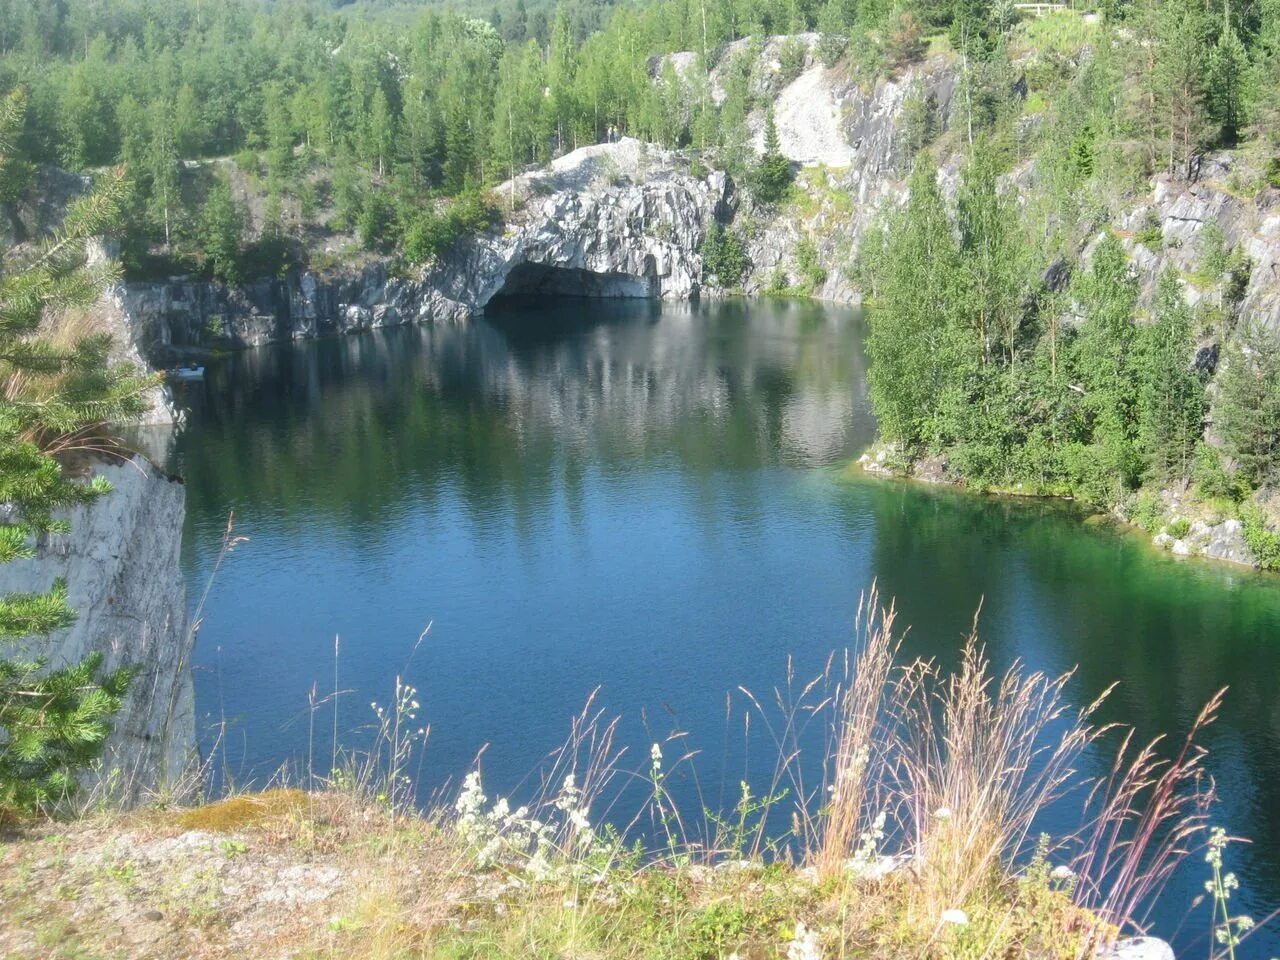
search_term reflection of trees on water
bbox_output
[174,298,871,545]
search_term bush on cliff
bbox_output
[0,90,153,814]
[403,191,501,265]
[751,108,794,206]
[700,222,750,288]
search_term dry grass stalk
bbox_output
[740,588,1223,951]
[1069,689,1224,954]
[891,633,1114,932]
[813,585,900,879]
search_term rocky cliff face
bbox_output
[1118,155,1280,335]
[738,53,959,300]
[123,140,732,359]
[118,51,959,356]
[0,458,194,806]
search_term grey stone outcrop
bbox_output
[120,139,732,359]
[0,457,194,806]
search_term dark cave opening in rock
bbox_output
[485,261,659,306]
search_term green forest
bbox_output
[0,0,1266,279]
[846,0,1280,543]
[1,0,1278,543]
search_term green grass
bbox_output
[1015,10,1099,59]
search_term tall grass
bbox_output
[735,588,1229,953]
[175,587,1244,958]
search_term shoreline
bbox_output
[850,444,1267,575]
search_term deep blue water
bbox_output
[168,298,1280,956]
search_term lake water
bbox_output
[169,297,1280,955]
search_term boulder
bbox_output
[1100,937,1176,960]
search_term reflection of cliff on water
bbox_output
[173,298,871,539]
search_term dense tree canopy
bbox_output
[0,0,1275,278]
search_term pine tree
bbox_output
[1248,0,1280,151]
[1155,0,1211,179]
[1207,0,1248,145]
[0,91,153,813]
[1216,324,1280,489]
[752,107,793,205]
[199,177,246,285]
[1136,270,1205,481]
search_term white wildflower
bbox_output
[848,810,888,869]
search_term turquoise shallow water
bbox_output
[169,297,1280,955]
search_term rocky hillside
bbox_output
[112,39,1280,348]
[0,788,1172,960]
[122,140,732,360]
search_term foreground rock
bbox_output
[1101,937,1176,960]
[0,790,1156,960]
[0,457,193,805]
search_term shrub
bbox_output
[900,82,939,161]
[1134,215,1164,251]
[777,38,808,85]
[357,191,398,252]
[1266,156,1280,189]
[1242,508,1280,570]
[795,237,827,293]
[233,150,260,175]
[1166,517,1192,539]
[886,12,927,69]
[1193,443,1247,502]
[403,192,500,265]
[1199,222,1229,278]
[403,212,456,264]
[1130,490,1165,532]
[700,222,749,287]
[241,233,299,280]
[817,31,848,67]
[450,190,501,235]
[1224,250,1252,306]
